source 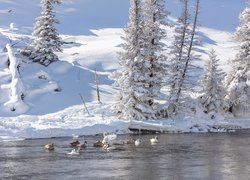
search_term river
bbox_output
[1,132,250,180]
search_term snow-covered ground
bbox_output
[0,0,248,140]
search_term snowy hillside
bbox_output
[0,0,248,139]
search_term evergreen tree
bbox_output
[200,49,225,116]
[225,6,250,109]
[29,0,62,66]
[111,0,168,120]
[140,0,168,118]
[110,0,148,120]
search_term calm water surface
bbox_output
[1,132,250,180]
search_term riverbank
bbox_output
[0,102,249,141]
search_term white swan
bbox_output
[102,133,117,145]
[150,136,159,144]
[135,138,141,146]
[102,141,111,149]
[44,143,54,151]
[67,148,81,155]
[102,132,109,144]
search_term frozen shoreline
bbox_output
[1,103,249,141]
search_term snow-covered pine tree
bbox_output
[110,0,150,120]
[167,0,191,115]
[111,0,168,120]
[140,0,169,118]
[29,0,62,66]
[225,6,250,114]
[200,49,225,117]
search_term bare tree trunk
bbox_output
[170,0,189,96]
[148,11,156,106]
[177,0,188,67]
[79,93,90,115]
[174,0,200,113]
[94,68,101,103]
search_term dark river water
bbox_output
[1,132,250,180]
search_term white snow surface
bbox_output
[2,44,28,113]
[0,0,249,140]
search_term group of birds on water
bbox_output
[44,133,159,156]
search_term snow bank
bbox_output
[0,103,129,140]
[128,116,247,134]
[1,44,28,113]
[1,105,248,141]
[128,120,181,133]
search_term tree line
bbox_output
[21,0,250,120]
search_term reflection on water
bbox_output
[1,132,250,179]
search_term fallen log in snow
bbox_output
[128,120,182,133]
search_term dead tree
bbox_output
[94,68,101,103]
[79,93,90,115]
[173,0,200,113]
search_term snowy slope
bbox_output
[0,0,248,139]
[0,28,122,116]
